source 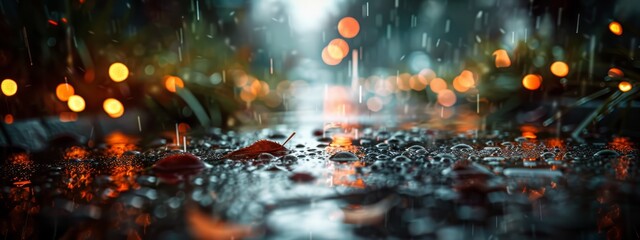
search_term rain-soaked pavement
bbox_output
[1,127,638,240]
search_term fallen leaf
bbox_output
[153,153,205,184]
[222,140,288,160]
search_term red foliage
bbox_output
[222,140,288,160]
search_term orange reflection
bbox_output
[550,61,569,77]
[56,83,75,101]
[492,49,511,68]
[522,74,542,90]
[9,152,31,165]
[104,132,139,158]
[618,81,631,92]
[429,77,447,93]
[4,114,13,124]
[609,21,622,36]
[59,112,78,122]
[608,68,623,78]
[164,75,184,93]
[64,146,89,160]
[1,78,17,96]
[330,161,365,189]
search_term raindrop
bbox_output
[450,143,473,151]
[329,151,359,162]
[593,149,620,158]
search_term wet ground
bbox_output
[1,127,639,239]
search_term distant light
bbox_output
[321,47,342,66]
[4,114,13,124]
[609,21,623,36]
[67,95,86,112]
[429,78,447,93]
[338,17,360,38]
[56,83,75,101]
[453,70,475,92]
[396,73,411,91]
[522,74,542,90]
[164,75,184,93]
[409,74,428,91]
[327,38,349,59]
[550,61,569,77]
[178,122,190,133]
[366,96,383,112]
[108,62,129,82]
[437,89,456,107]
[618,81,632,92]
[608,68,624,78]
[1,79,17,96]
[103,98,124,118]
[492,49,511,68]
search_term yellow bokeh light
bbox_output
[609,21,622,36]
[618,81,632,92]
[429,78,447,93]
[164,75,185,93]
[522,74,542,90]
[550,61,569,77]
[322,47,342,66]
[67,95,86,112]
[327,38,349,59]
[492,49,511,68]
[338,17,360,39]
[56,83,75,101]
[103,98,124,118]
[108,62,129,82]
[1,79,17,96]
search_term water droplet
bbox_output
[329,151,359,162]
[392,155,411,162]
[503,168,563,178]
[375,143,390,150]
[593,149,620,158]
[450,143,473,151]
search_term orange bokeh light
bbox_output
[609,21,622,36]
[337,17,360,38]
[56,83,75,101]
[522,74,542,90]
[437,89,456,107]
[164,75,185,93]
[4,114,13,124]
[1,79,17,96]
[492,49,511,68]
[550,61,569,77]
[618,81,632,92]
[322,47,342,66]
[108,62,129,82]
[429,77,447,93]
[327,38,349,60]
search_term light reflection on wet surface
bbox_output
[0,128,638,239]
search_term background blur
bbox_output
[1,0,640,150]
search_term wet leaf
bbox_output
[223,140,288,160]
[153,153,205,184]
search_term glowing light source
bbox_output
[103,98,124,118]
[608,68,624,78]
[327,38,349,59]
[429,78,447,93]
[522,74,542,90]
[164,76,185,93]
[337,17,360,38]
[618,81,632,92]
[108,62,129,82]
[437,89,456,107]
[4,114,13,124]
[322,47,342,66]
[1,79,17,96]
[366,96,383,112]
[609,21,622,36]
[492,49,511,68]
[67,95,86,112]
[453,70,475,93]
[550,61,569,77]
[56,83,75,101]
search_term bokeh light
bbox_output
[608,68,624,78]
[164,75,185,93]
[618,81,632,92]
[492,49,511,68]
[1,79,17,96]
[327,38,349,59]
[108,62,129,82]
[522,74,542,90]
[103,98,124,118]
[321,47,342,66]
[429,78,447,93]
[4,114,13,124]
[609,21,622,36]
[67,95,86,112]
[437,89,457,107]
[366,96,383,112]
[337,17,360,38]
[56,83,75,101]
[550,61,569,77]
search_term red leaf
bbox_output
[153,153,205,184]
[222,140,288,160]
